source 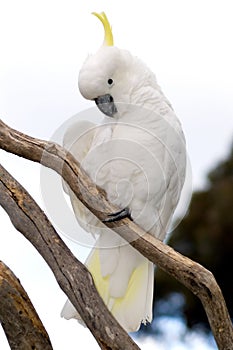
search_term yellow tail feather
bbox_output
[87,247,154,332]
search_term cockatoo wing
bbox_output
[61,121,155,332]
[63,120,105,235]
[61,111,185,333]
[62,120,95,193]
[82,114,186,240]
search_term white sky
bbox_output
[1,0,232,348]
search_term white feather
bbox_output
[61,44,186,332]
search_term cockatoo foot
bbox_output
[102,207,132,223]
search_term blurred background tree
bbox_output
[141,142,233,334]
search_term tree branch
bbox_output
[0,119,232,349]
[0,261,53,350]
[0,163,139,350]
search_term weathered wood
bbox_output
[0,119,233,349]
[0,261,53,350]
[0,164,140,350]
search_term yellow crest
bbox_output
[92,12,114,46]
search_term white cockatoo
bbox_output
[61,12,186,332]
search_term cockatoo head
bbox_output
[78,12,156,118]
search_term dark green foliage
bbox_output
[144,143,233,333]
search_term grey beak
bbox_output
[94,94,117,117]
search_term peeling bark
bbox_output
[0,261,53,350]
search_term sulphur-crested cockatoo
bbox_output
[61,12,186,332]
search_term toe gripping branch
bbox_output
[102,207,133,223]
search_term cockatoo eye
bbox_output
[108,78,114,86]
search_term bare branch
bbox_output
[0,163,140,350]
[0,261,53,350]
[0,119,233,349]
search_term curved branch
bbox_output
[0,119,233,349]
[0,163,139,350]
[0,261,53,350]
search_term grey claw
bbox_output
[102,207,132,223]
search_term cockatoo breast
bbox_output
[82,102,186,239]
